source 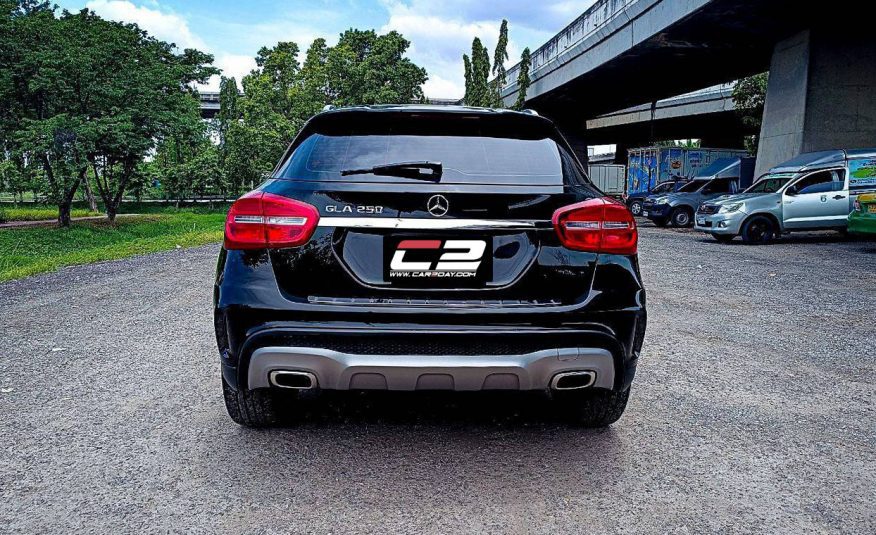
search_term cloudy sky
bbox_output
[52,0,595,98]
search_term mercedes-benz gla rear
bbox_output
[214,105,646,427]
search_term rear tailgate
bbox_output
[263,180,599,305]
[256,108,605,308]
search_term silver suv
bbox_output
[694,149,872,243]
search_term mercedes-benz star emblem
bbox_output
[427,194,449,217]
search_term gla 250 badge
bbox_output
[325,204,384,214]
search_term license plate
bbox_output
[642,211,649,217]
[868,205,876,214]
[696,216,706,225]
[384,236,492,288]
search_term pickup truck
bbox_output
[695,149,876,243]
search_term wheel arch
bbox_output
[741,211,781,232]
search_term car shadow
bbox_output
[211,390,629,498]
[273,390,599,429]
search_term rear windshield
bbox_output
[275,115,583,186]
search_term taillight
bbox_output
[552,197,637,254]
[853,199,861,212]
[224,191,319,250]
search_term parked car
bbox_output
[214,105,646,428]
[848,193,876,236]
[642,158,748,227]
[624,179,684,216]
[695,149,876,243]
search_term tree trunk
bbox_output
[58,168,87,227]
[83,172,98,212]
[41,154,77,228]
[58,201,72,227]
[90,156,121,223]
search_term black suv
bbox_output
[214,105,646,427]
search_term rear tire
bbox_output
[740,215,777,244]
[222,376,281,427]
[670,207,693,228]
[555,388,630,427]
[712,233,735,243]
[629,200,643,216]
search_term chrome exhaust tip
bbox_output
[550,371,596,391]
[269,370,317,390]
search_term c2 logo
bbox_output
[390,240,486,272]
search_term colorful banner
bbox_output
[849,158,876,190]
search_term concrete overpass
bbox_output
[502,0,876,174]
[585,83,758,161]
[200,91,220,119]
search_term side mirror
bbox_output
[785,186,798,196]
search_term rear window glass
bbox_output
[276,117,579,186]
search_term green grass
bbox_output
[0,205,101,223]
[0,200,232,223]
[0,207,226,282]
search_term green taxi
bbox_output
[848,193,876,235]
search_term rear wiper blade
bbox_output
[340,161,443,182]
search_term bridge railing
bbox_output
[503,0,638,94]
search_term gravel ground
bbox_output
[1,225,874,533]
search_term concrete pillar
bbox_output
[756,28,876,176]
[613,141,633,165]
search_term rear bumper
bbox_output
[642,203,670,219]
[248,346,615,391]
[217,319,644,393]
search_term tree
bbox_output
[218,30,429,193]
[229,43,302,186]
[0,155,29,204]
[254,41,300,117]
[15,116,92,225]
[733,72,768,153]
[217,76,241,195]
[1,3,218,224]
[72,10,218,221]
[513,48,532,111]
[151,111,215,202]
[293,38,330,121]
[490,19,509,108]
[217,77,240,152]
[325,29,427,106]
[656,139,700,148]
[462,20,515,107]
[462,54,473,104]
[184,144,221,201]
[222,121,281,193]
[1,1,88,225]
[464,37,490,107]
